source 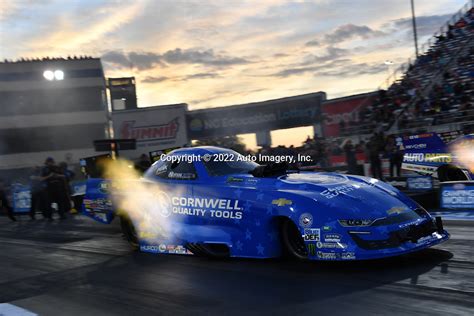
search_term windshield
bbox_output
[203,152,259,176]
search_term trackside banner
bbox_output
[440,182,474,209]
[112,104,189,159]
[186,93,324,139]
[321,92,376,137]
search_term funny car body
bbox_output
[82,146,449,261]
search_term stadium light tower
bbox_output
[384,60,394,89]
[54,70,64,80]
[410,0,419,57]
[43,69,64,81]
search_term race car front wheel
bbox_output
[120,216,139,250]
[281,219,308,260]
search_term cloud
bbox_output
[389,14,452,37]
[271,58,384,78]
[141,76,169,83]
[102,48,249,70]
[101,51,132,68]
[128,52,165,70]
[162,48,250,66]
[184,72,220,80]
[315,62,387,77]
[305,23,386,47]
[323,24,386,44]
[301,46,349,65]
[305,39,320,47]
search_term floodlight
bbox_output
[43,70,54,80]
[54,70,64,80]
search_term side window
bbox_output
[144,156,198,180]
[154,160,172,179]
[167,161,198,180]
[144,160,170,179]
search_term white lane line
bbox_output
[0,303,37,316]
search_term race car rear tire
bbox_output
[281,219,308,260]
[120,216,139,250]
[437,164,469,182]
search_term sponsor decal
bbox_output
[399,220,421,228]
[386,206,408,215]
[316,241,347,249]
[322,225,332,232]
[138,231,158,239]
[404,153,452,163]
[299,213,313,227]
[320,184,357,199]
[304,228,320,241]
[98,181,109,194]
[407,177,432,190]
[272,198,293,207]
[441,184,474,208]
[404,143,427,150]
[171,196,243,219]
[84,198,112,210]
[168,171,196,180]
[317,251,338,260]
[341,252,356,260]
[324,233,341,242]
[308,243,317,256]
[140,245,161,252]
[227,176,244,183]
[94,213,108,222]
[121,118,179,142]
[159,244,166,252]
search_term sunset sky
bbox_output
[0,0,468,147]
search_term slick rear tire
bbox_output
[120,216,139,251]
[281,219,308,260]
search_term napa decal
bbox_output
[170,196,244,219]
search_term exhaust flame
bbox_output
[102,159,181,241]
[451,141,474,173]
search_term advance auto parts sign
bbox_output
[112,104,188,159]
[186,93,323,138]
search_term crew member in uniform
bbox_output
[0,179,16,222]
[41,158,68,220]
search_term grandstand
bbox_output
[344,3,474,137]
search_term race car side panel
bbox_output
[82,178,115,224]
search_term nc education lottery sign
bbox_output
[186,92,324,139]
[112,104,189,159]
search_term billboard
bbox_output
[187,92,324,139]
[112,104,189,159]
[321,92,376,137]
[440,182,474,209]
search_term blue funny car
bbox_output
[83,146,449,261]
